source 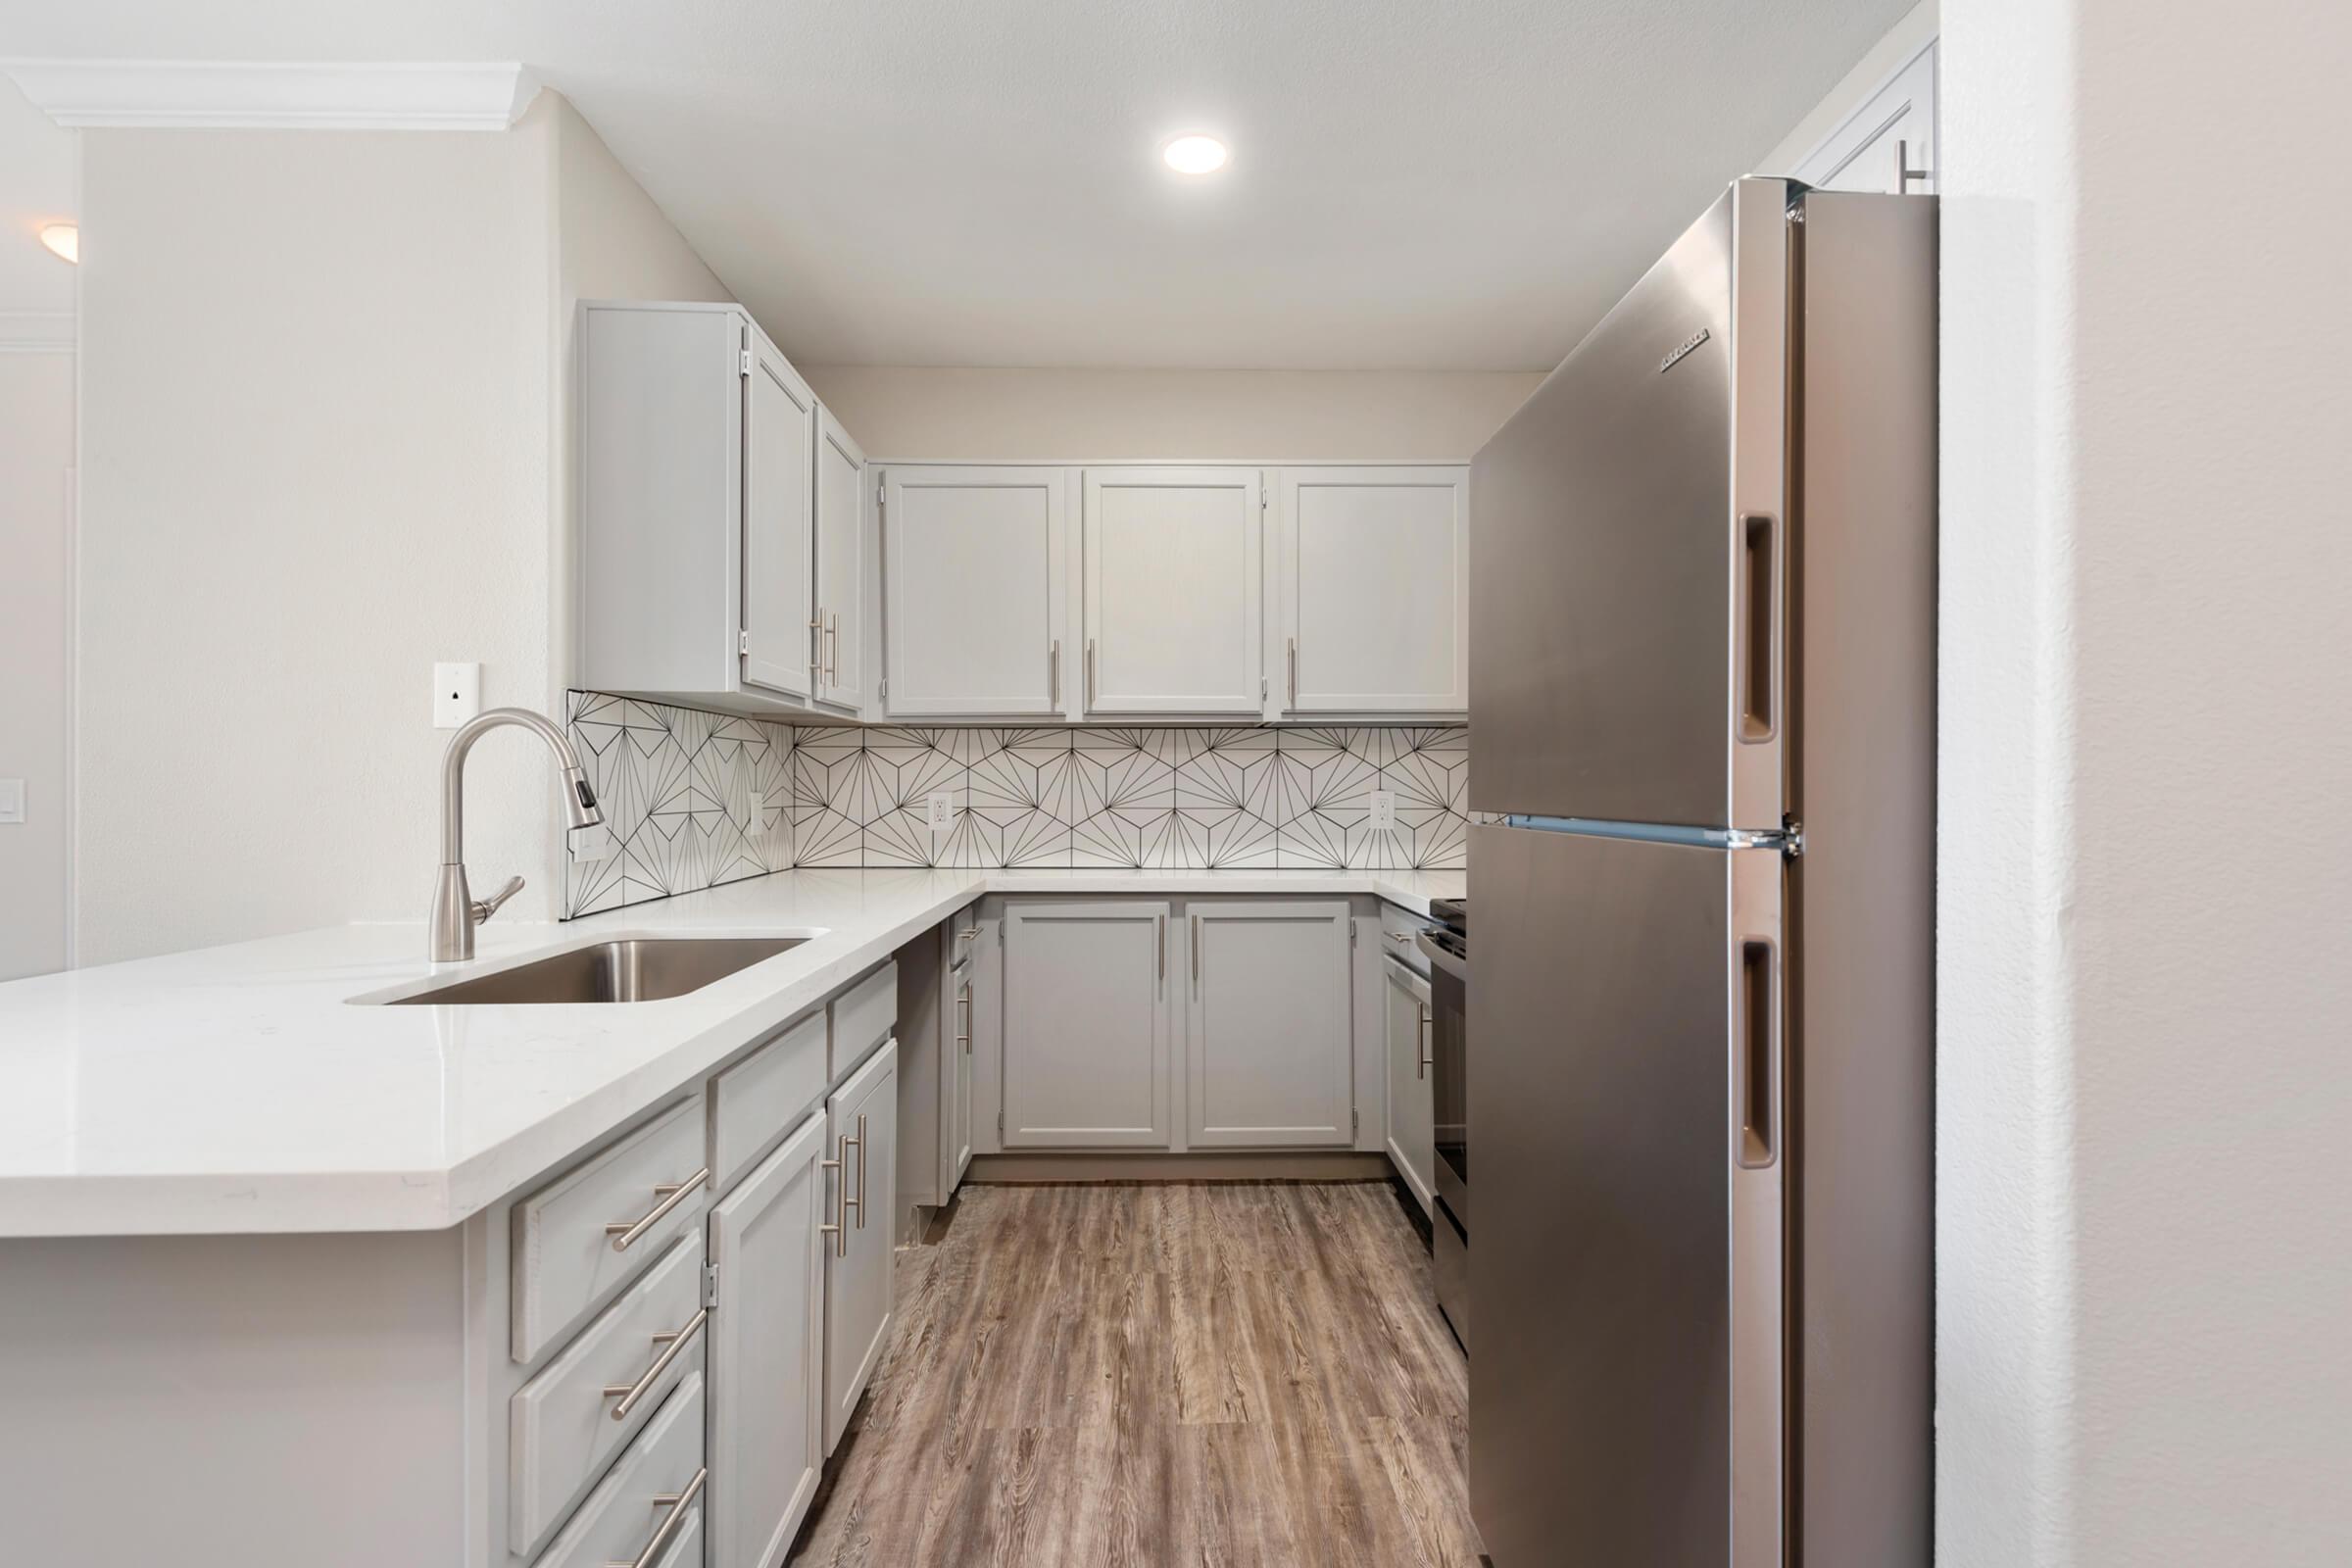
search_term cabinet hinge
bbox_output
[702,1262,719,1310]
[1352,1108,1359,1139]
[740,348,754,376]
[998,1110,1004,1135]
[1350,921,1358,948]
[739,628,751,656]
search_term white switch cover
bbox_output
[0,778,23,825]
[433,662,482,728]
[1368,789,1397,830]
[926,791,957,833]
[568,821,613,862]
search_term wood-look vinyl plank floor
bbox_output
[791,1181,1482,1568]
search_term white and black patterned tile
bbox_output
[1376,725,1470,868]
[564,692,794,916]
[1071,729,1176,867]
[1270,727,1383,868]
[1166,728,1280,867]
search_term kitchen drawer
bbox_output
[513,1098,709,1363]
[531,1369,706,1568]
[1379,903,1435,976]
[509,1233,706,1555]
[829,960,897,1077]
[710,1008,826,1192]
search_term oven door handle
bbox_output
[1415,929,1469,983]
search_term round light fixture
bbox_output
[38,222,77,264]
[1161,134,1230,174]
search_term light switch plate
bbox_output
[433,662,482,728]
[0,778,23,825]
[926,791,957,833]
[1368,789,1397,830]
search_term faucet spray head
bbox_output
[563,768,604,831]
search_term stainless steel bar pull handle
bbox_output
[1050,640,1060,706]
[821,1143,847,1256]
[1895,136,1933,193]
[602,1306,709,1421]
[1417,1005,1432,1079]
[1157,914,1166,989]
[605,1465,707,1568]
[1085,638,1097,708]
[1287,637,1298,706]
[826,612,840,683]
[1737,938,1782,1167]
[956,981,972,1052]
[1191,914,1201,994]
[605,1168,710,1252]
[853,1112,869,1228]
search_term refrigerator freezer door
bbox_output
[1469,178,1789,831]
[1469,822,1785,1568]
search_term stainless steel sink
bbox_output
[382,937,807,1005]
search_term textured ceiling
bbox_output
[1,0,1912,368]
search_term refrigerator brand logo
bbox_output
[1659,326,1710,373]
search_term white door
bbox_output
[813,407,865,710]
[822,1039,897,1453]
[1001,902,1172,1148]
[1279,466,1469,713]
[1082,466,1262,714]
[741,327,817,700]
[883,466,1067,716]
[1793,42,1936,194]
[1184,901,1354,1148]
[1383,956,1435,1215]
[705,1110,826,1568]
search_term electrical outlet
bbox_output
[568,821,612,862]
[926,791,957,833]
[1368,789,1397,830]
[432,662,481,728]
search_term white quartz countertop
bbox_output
[0,867,1460,1239]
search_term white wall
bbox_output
[1938,2,2352,1564]
[74,108,563,962]
[549,93,732,695]
[0,77,77,981]
[800,366,1542,460]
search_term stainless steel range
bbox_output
[1417,896,1469,1352]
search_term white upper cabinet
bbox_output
[882,466,1068,717]
[1793,41,1937,194]
[742,335,819,701]
[1277,466,1469,715]
[577,301,856,719]
[812,409,865,711]
[1081,467,1264,715]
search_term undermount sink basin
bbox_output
[383,937,808,1005]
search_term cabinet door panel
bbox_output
[884,466,1066,715]
[1185,901,1353,1147]
[742,333,816,699]
[824,1040,899,1453]
[1084,467,1262,714]
[1282,466,1468,712]
[1002,902,1172,1147]
[706,1111,826,1568]
[813,408,866,710]
[1384,956,1436,1214]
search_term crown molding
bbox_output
[0,60,540,131]
[0,310,75,354]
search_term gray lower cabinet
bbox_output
[704,1110,828,1568]
[1384,954,1436,1215]
[823,1038,900,1453]
[1184,900,1354,1147]
[1001,901,1174,1148]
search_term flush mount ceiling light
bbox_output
[38,222,78,264]
[1160,134,1230,174]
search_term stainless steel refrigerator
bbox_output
[1466,177,1936,1567]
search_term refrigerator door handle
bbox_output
[1737,513,1781,745]
[1736,934,1782,1168]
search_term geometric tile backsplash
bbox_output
[565,692,1469,917]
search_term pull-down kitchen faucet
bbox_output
[430,708,604,962]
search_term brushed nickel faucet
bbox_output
[430,708,604,962]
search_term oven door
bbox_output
[1419,930,1469,1229]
